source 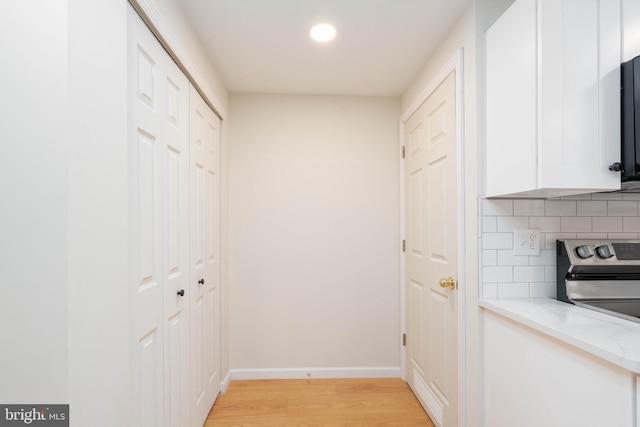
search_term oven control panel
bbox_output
[611,242,640,260]
[562,240,640,265]
[557,239,640,321]
[575,244,615,259]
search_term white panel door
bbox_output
[189,85,222,427]
[128,6,191,426]
[405,70,458,427]
[162,42,191,427]
[128,7,165,426]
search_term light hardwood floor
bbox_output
[204,378,434,426]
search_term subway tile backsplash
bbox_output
[480,193,640,299]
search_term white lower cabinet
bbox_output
[483,311,635,427]
[485,0,621,198]
[127,6,221,427]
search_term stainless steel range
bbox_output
[557,239,640,323]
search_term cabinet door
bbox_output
[485,0,620,198]
[484,312,634,427]
[485,0,537,197]
[189,86,222,427]
[538,0,620,191]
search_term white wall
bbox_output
[68,1,130,425]
[228,94,400,375]
[0,1,69,404]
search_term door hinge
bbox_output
[402,333,406,346]
[402,146,405,158]
[402,240,406,252]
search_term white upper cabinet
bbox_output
[485,0,621,198]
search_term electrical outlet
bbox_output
[513,228,541,256]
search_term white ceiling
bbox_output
[175,0,471,96]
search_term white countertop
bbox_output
[480,298,640,374]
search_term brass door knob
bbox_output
[439,277,456,289]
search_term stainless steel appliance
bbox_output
[557,239,640,323]
[609,55,640,189]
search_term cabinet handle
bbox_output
[198,279,205,285]
[177,289,185,297]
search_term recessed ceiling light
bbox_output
[310,23,336,42]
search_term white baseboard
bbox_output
[220,370,232,393]
[229,366,401,381]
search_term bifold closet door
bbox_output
[127,6,191,427]
[160,38,191,427]
[189,86,222,427]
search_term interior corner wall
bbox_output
[400,5,475,111]
[228,94,400,374]
[221,119,231,385]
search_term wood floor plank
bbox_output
[333,390,421,402]
[218,385,338,402]
[205,378,433,426]
[204,414,368,427]
[286,397,424,417]
[334,378,413,396]
[366,412,434,427]
[207,399,288,419]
